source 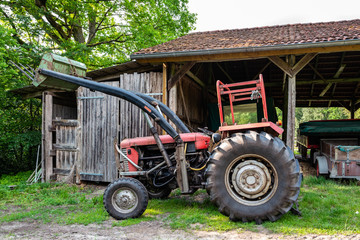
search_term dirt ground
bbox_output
[2,220,360,240]
[1,161,359,240]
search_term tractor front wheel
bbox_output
[205,131,301,224]
[103,177,148,220]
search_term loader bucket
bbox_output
[34,53,86,91]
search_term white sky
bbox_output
[188,0,360,32]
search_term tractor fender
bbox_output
[315,156,328,174]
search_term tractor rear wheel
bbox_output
[103,177,148,220]
[205,131,301,224]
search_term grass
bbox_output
[0,171,359,235]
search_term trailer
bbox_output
[297,119,360,180]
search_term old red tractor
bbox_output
[36,67,301,224]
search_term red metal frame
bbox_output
[216,74,268,125]
[120,132,210,150]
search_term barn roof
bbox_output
[131,19,360,62]
[86,61,160,81]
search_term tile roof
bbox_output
[132,19,360,56]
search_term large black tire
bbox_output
[103,177,149,220]
[205,131,301,224]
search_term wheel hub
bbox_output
[231,160,271,199]
[112,188,138,213]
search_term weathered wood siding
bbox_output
[77,81,119,182]
[176,76,206,129]
[53,104,77,119]
[119,72,163,141]
[53,120,79,181]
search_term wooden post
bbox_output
[351,99,355,119]
[75,88,83,184]
[282,80,288,144]
[169,85,178,130]
[286,55,296,151]
[168,64,178,130]
[162,63,167,105]
[42,92,53,182]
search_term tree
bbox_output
[0,0,196,69]
[0,25,41,175]
[0,0,196,174]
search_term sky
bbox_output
[187,0,360,32]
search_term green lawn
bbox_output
[0,172,359,235]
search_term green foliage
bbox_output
[0,25,42,175]
[0,0,196,69]
[276,107,351,133]
[296,107,350,124]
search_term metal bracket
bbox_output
[77,96,104,100]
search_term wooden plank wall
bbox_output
[77,81,119,182]
[176,76,206,130]
[53,104,77,119]
[53,120,79,181]
[119,72,163,141]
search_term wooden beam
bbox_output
[320,63,346,97]
[268,56,293,77]
[179,80,191,126]
[319,83,333,97]
[252,61,271,80]
[282,79,288,143]
[351,99,355,119]
[309,83,315,107]
[286,55,296,151]
[186,71,206,88]
[308,63,327,83]
[162,63,167,105]
[295,98,352,101]
[292,53,317,76]
[282,57,288,92]
[167,62,195,90]
[42,92,53,182]
[269,53,317,78]
[328,83,338,107]
[334,64,346,78]
[216,62,234,82]
[265,77,360,87]
[135,43,360,63]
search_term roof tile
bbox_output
[133,19,360,55]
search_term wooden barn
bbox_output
[14,19,360,183]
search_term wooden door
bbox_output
[77,82,119,182]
